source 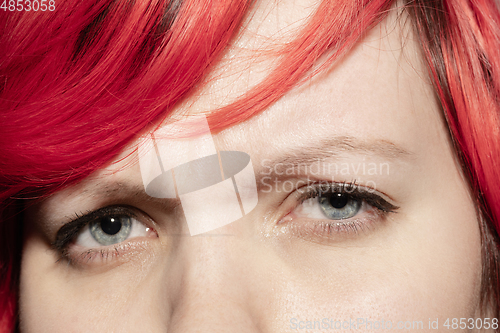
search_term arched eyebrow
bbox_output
[272,136,412,166]
[252,135,412,182]
[92,183,182,212]
[76,136,410,208]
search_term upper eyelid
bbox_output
[52,206,139,252]
[296,182,399,212]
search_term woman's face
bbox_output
[19,2,483,332]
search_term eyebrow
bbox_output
[86,182,181,212]
[80,136,409,204]
[255,135,412,177]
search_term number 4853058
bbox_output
[443,318,499,330]
[1,0,55,11]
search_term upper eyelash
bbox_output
[297,181,359,202]
[296,181,399,213]
[52,206,138,254]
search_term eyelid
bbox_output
[52,205,148,253]
[272,181,399,242]
[295,181,399,214]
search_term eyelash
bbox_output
[53,182,398,265]
[297,181,397,211]
[278,181,399,240]
[52,206,157,266]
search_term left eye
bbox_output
[318,193,362,220]
[278,184,398,241]
[76,214,150,247]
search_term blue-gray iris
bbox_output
[89,216,132,246]
[318,193,361,220]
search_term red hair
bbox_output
[408,0,500,313]
[1,0,499,330]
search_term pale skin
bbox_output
[19,1,485,332]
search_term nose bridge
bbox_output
[166,231,262,332]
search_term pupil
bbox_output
[329,193,349,209]
[100,216,122,235]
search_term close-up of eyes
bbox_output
[3,0,500,331]
[50,182,399,265]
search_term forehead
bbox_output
[134,2,440,159]
[84,1,445,186]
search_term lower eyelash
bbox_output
[277,215,380,245]
[57,240,150,267]
[320,220,366,235]
[275,182,395,242]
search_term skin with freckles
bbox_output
[19,2,485,332]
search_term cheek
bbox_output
[267,197,481,327]
[267,244,481,330]
[19,233,164,333]
[395,187,483,317]
[19,172,482,332]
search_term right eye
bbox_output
[53,205,159,264]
